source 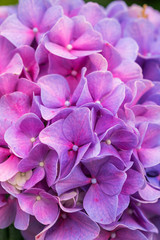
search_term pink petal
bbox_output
[14,203,30,230]
[63,108,93,146]
[39,74,70,108]
[34,192,59,225]
[0,155,19,181]
[87,71,113,101]
[95,18,121,45]
[0,14,34,47]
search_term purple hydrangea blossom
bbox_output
[0,0,160,240]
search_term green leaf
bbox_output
[0,0,18,5]
[0,228,9,240]
[8,225,24,240]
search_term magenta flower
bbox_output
[41,15,103,60]
[18,143,59,188]
[4,113,44,158]
[39,108,94,178]
[0,0,63,47]
[18,188,59,225]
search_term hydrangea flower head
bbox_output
[0,1,160,240]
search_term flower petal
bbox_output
[84,184,118,224]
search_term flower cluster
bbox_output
[0,0,160,239]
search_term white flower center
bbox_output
[66,44,73,51]
[8,171,32,191]
[91,178,97,184]
[64,100,71,107]
[30,137,36,143]
[25,67,29,72]
[20,172,26,177]
[105,139,111,145]
[36,196,41,201]
[95,100,101,104]
[72,145,78,152]
[111,232,116,239]
[71,70,78,77]
[39,161,44,167]
[33,27,38,33]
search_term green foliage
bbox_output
[0,225,23,240]
[84,0,160,10]
[0,0,18,5]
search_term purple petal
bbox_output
[18,0,46,28]
[103,43,122,70]
[102,84,125,115]
[5,113,44,158]
[0,14,34,47]
[141,123,160,148]
[87,71,113,101]
[132,105,160,124]
[24,167,45,189]
[39,74,70,108]
[48,16,73,47]
[122,169,145,195]
[84,184,118,224]
[138,147,160,167]
[0,147,11,163]
[14,202,30,230]
[0,35,15,71]
[4,53,23,75]
[0,74,18,97]
[124,19,154,55]
[112,60,143,83]
[139,183,160,201]
[46,211,100,240]
[106,1,127,17]
[0,92,31,122]
[63,108,93,146]
[79,2,105,26]
[56,165,90,195]
[0,200,16,228]
[40,6,63,32]
[34,192,59,225]
[17,78,40,97]
[45,42,77,60]
[98,162,126,196]
[117,193,130,216]
[18,113,44,137]
[117,229,149,240]
[109,126,139,150]
[39,119,71,156]
[18,144,49,171]
[22,216,44,240]
[59,0,84,17]
[95,18,121,45]
[45,150,59,187]
[116,37,139,61]
[18,188,40,215]
[15,45,40,81]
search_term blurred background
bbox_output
[0,0,160,10]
